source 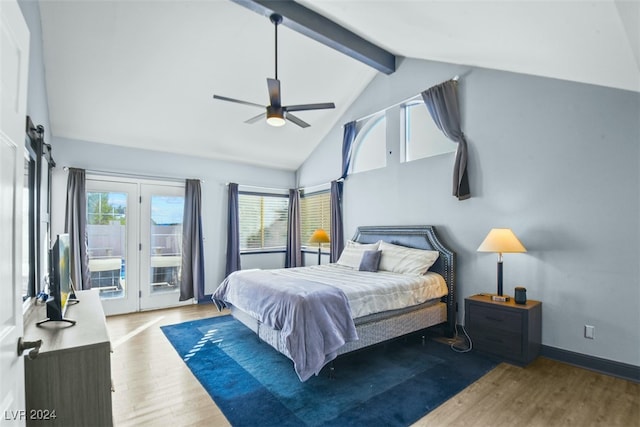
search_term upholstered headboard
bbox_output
[352,225,456,336]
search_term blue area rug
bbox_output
[161,315,497,427]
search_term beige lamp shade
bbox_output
[477,228,526,254]
[309,229,330,244]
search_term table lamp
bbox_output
[309,229,330,265]
[477,228,527,301]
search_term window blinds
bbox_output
[300,191,331,248]
[238,193,289,250]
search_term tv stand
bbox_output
[24,290,113,426]
[35,317,76,326]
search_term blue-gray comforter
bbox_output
[212,269,358,381]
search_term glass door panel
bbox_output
[140,183,189,310]
[86,180,138,315]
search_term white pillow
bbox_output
[378,241,439,275]
[336,240,380,269]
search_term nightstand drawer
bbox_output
[468,304,522,333]
[473,330,523,359]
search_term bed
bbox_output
[212,225,456,381]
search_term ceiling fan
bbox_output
[213,13,335,128]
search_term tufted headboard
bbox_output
[352,225,457,336]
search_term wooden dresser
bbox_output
[23,290,113,426]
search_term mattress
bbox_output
[262,263,448,319]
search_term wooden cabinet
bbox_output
[23,290,113,426]
[465,294,542,365]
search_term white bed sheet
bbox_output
[269,264,448,319]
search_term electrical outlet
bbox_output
[584,325,595,339]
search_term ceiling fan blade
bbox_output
[284,102,336,112]
[267,78,281,108]
[213,95,264,109]
[244,112,265,124]
[285,112,310,128]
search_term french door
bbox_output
[86,177,189,315]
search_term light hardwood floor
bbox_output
[107,305,639,427]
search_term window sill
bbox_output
[302,248,330,255]
[240,249,286,255]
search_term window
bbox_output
[300,190,330,249]
[238,192,289,251]
[350,114,387,174]
[22,118,54,303]
[402,100,457,162]
[22,153,34,301]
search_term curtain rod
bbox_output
[300,182,331,193]
[347,75,460,125]
[225,182,331,194]
[63,166,203,184]
[226,182,290,193]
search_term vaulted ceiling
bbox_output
[38,0,639,171]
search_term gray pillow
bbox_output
[359,250,382,272]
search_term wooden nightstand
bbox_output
[465,294,542,365]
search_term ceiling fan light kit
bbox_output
[266,106,286,127]
[213,13,335,128]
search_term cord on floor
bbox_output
[450,324,473,353]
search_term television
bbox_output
[37,233,76,326]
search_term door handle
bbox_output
[17,337,43,360]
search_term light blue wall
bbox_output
[49,137,295,295]
[298,58,640,367]
[18,0,51,141]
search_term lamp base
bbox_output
[491,294,510,302]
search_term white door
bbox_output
[139,183,189,311]
[86,179,139,316]
[86,178,189,315]
[0,0,29,424]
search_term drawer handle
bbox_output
[485,336,504,344]
[485,316,503,323]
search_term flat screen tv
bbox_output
[37,233,76,326]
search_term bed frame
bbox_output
[230,225,457,366]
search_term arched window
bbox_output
[350,114,386,174]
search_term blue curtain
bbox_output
[64,168,91,290]
[329,121,358,262]
[340,121,357,180]
[225,183,241,276]
[421,80,470,200]
[179,179,205,301]
[285,189,302,268]
[329,180,344,263]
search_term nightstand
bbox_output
[465,294,542,365]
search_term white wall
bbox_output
[50,137,295,295]
[297,58,640,367]
[18,0,51,141]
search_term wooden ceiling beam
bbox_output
[230,0,397,75]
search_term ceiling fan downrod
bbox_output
[270,13,283,80]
